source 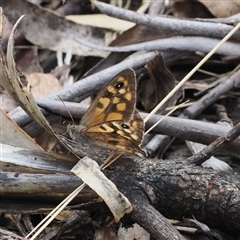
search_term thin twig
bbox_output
[94,1,240,40]
[144,22,240,123]
[9,51,157,125]
[76,36,240,56]
[188,122,240,165]
[181,67,240,119]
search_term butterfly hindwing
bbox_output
[82,111,145,156]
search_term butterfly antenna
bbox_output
[57,95,75,125]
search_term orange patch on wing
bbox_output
[124,92,132,101]
[99,97,110,108]
[131,121,139,128]
[94,112,106,124]
[116,103,126,111]
[118,77,126,82]
[107,85,117,93]
[87,125,114,133]
[113,97,120,104]
[106,112,123,121]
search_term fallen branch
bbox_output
[1,143,240,235]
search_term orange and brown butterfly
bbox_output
[67,68,146,157]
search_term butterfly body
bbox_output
[67,69,146,157]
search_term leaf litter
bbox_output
[1,1,240,239]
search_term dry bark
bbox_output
[1,144,240,236]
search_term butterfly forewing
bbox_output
[80,69,136,127]
[68,68,146,157]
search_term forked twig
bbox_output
[188,122,240,164]
[144,22,240,124]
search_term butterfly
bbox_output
[67,68,146,157]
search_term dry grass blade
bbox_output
[2,21,135,240]
[0,16,64,146]
[0,15,88,239]
[25,184,86,239]
[143,22,240,124]
[144,100,189,135]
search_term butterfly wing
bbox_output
[82,110,146,156]
[80,68,136,127]
[70,68,145,156]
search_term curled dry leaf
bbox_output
[173,0,240,18]
[199,0,240,18]
[0,109,42,150]
[138,53,176,112]
[71,157,133,222]
[0,14,76,157]
[0,0,106,57]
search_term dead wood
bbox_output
[0,0,105,57]
[76,36,240,56]
[22,100,240,156]
[1,144,240,236]
[8,51,157,127]
[1,1,240,238]
[188,121,240,164]
[95,1,240,40]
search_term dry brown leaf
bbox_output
[71,157,133,222]
[117,223,150,240]
[173,0,240,18]
[138,53,176,112]
[66,14,135,32]
[94,223,117,240]
[173,0,214,18]
[0,89,18,113]
[26,73,62,97]
[0,109,42,150]
[1,0,106,57]
[199,0,240,18]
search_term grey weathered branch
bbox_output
[76,36,240,56]
[95,1,240,40]
[1,143,240,235]
[8,51,157,126]
[181,68,240,119]
[32,101,240,155]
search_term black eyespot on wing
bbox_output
[121,124,129,129]
[115,82,124,89]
